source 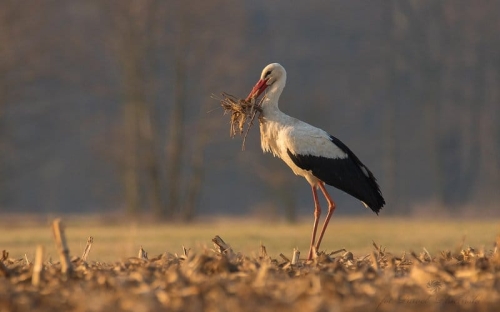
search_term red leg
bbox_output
[307,185,321,260]
[315,182,336,252]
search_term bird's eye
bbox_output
[264,70,271,78]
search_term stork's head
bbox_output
[246,63,287,101]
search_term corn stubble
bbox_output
[0,222,499,312]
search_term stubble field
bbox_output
[0,216,499,311]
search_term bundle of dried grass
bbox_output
[214,92,263,150]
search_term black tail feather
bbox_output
[286,135,385,214]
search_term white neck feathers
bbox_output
[262,77,286,114]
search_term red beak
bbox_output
[246,79,269,101]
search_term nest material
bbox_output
[216,92,263,150]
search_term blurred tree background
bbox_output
[0,0,499,220]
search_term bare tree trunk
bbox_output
[472,45,499,205]
[104,0,168,217]
[0,1,70,212]
[182,135,206,221]
[424,64,445,205]
[381,0,400,214]
[166,54,187,218]
[120,23,147,216]
[456,44,484,203]
[139,104,166,218]
[123,101,140,215]
[402,0,447,206]
[166,13,189,218]
[141,1,167,219]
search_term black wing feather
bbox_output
[287,135,385,214]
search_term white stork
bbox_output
[246,63,385,260]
